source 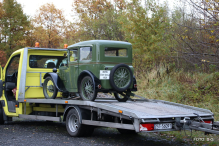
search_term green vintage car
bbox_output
[43,40,137,102]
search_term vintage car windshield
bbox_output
[29,55,67,68]
[105,48,127,57]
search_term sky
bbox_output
[16,0,74,20]
[0,0,177,21]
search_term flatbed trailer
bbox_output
[0,46,218,137]
[15,96,219,136]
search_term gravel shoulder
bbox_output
[0,119,190,146]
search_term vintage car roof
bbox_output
[67,40,132,49]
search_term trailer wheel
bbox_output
[43,76,58,99]
[117,129,137,135]
[110,64,133,92]
[79,76,97,101]
[114,93,129,102]
[66,108,86,137]
[0,103,4,124]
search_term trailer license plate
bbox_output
[100,70,110,79]
[154,123,172,130]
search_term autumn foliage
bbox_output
[0,0,219,73]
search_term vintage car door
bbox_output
[68,49,79,92]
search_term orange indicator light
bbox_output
[24,99,26,102]
[35,42,39,48]
[64,44,68,49]
[118,110,123,113]
[65,101,68,103]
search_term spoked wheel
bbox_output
[114,93,129,102]
[79,76,97,101]
[43,77,58,99]
[110,64,133,92]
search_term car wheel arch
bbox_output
[77,70,100,90]
[43,73,66,92]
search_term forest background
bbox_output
[0,0,219,144]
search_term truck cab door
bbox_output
[0,65,3,97]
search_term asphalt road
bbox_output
[0,119,191,146]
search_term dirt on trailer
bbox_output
[0,118,191,146]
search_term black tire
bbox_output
[79,76,97,101]
[66,108,86,137]
[114,93,129,102]
[0,103,4,124]
[43,77,58,99]
[110,64,133,92]
[117,128,137,135]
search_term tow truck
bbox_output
[0,41,218,137]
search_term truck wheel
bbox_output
[110,64,133,92]
[117,129,137,135]
[43,76,58,99]
[79,76,97,101]
[0,103,4,124]
[66,108,86,137]
[114,93,129,102]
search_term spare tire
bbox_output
[109,64,133,92]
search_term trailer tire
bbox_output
[117,129,137,135]
[43,76,58,99]
[0,103,4,124]
[66,108,86,137]
[110,64,133,92]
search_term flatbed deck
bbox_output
[18,98,213,119]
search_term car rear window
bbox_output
[105,48,127,57]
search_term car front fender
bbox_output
[43,73,66,92]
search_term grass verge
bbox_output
[134,66,219,145]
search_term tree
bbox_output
[71,0,125,41]
[121,0,171,74]
[0,0,30,58]
[33,3,66,48]
[170,0,219,72]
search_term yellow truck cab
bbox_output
[0,47,67,120]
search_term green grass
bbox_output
[134,66,219,145]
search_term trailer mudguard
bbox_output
[43,73,66,92]
[77,70,101,89]
[63,105,82,122]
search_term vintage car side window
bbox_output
[29,55,66,68]
[69,50,78,62]
[7,55,20,75]
[80,47,92,61]
[105,48,127,57]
